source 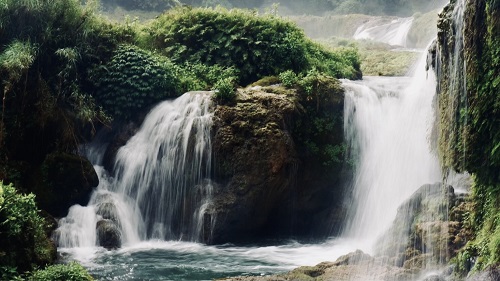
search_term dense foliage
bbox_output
[91,44,183,119]
[146,6,361,85]
[0,182,55,278]
[0,0,130,162]
[28,262,94,281]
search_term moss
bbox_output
[435,0,500,274]
[250,76,280,87]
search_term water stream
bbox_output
[56,58,442,280]
[53,7,464,280]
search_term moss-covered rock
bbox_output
[207,75,347,243]
[33,152,98,217]
[431,0,500,275]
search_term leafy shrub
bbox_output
[29,262,93,281]
[29,262,94,281]
[178,62,239,92]
[212,77,236,102]
[146,6,362,85]
[279,70,298,88]
[146,7,311,85]
[304,42,362,79]
[91,44,183,119]
[0,182,56,276]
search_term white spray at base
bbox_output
[56,92,213,248]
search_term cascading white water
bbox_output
[56,92,213,248]
[341,51,442,253]
[112,91,213,241]
[354,17,414,47]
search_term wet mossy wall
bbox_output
[434,0,500,273]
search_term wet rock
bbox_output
[96,219,121,249]
[465,266,500,281]
[96,202,121,224]
[219,251,415,281]
[333,250,374,266]
[376,183,457,268]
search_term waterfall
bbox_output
[353,17,414,47]
[341,51,442,253]
[56,92,214,247]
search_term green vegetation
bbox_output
[91,44,183,119]
[212,77,237,102]
[0,182,56,278]
[28,262,94,281]
[436,0,500,275]
[280,70,346,168]
[0,1,361,277]
[145,6,361,85]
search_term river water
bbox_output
[59,238,364,280]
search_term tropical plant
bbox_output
[28,262,94,281]
[212,76,236,102]
[279,70,298,88]
[0,182,55,276]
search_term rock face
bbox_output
[430,0,499,180]
[33,152,99,217]
[96,78,348,244]
[376,183,458,268]
[465,266,500,281]
[431,0,500,277]
[207,82,347,243]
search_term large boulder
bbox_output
[207,81,347,244]
[33,152,99,217]
[376,183,459,269]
